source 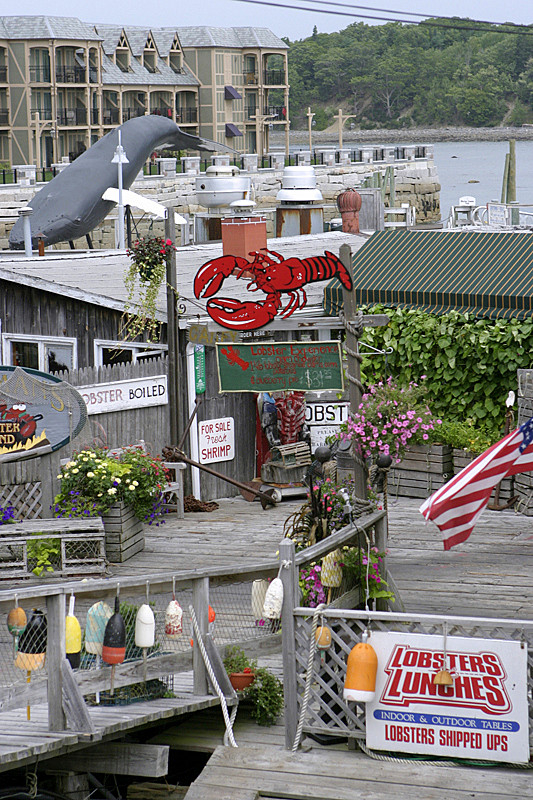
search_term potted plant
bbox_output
[223,645,256,691]
[222,646,284,724]
[122,235,176,342]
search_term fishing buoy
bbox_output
[343,631,378,703]
[65,595,82,669]
[321,549,343,603]
[251,579,269,623]
[7,604,27,639]
[263,577,283,619]
[208,604,216,633]
[15,608,47,721]
[315,625,332,650]
[7,601,27,657]
[165,599,183,639]
[102,596,126,695]
[433,669,454,686]
[85,601,113,656]
[135,603,155,683]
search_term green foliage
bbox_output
[437,418,494,455]
[122,236,176,342]
[27,535,60,576]
[245,666,284,726]
[359,306,532,438]
[340,545,394,602]
[223,645,257,674]
[53,447,167,525]
[287,20,533,126]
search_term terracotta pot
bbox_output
[229,671,255,691]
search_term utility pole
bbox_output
[306,107,315,153]
[334,109,357,150]
[165,211,181,445]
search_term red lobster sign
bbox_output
[193,248,352,331]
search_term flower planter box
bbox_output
[0,518,105,580]
[453,449,515,505]
[101,501,144,563]
[388,444,453,499]
[229,672,255,691]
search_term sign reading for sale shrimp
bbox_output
[365,631,529,763]
[216,341,344,392]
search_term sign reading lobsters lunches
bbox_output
[366,631,529,763]
[0,366,87,462]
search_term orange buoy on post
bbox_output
[343,631,378,703]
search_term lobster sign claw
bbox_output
[193,248,352,331]
[193,255,251,300]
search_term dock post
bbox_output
[280,538,298,749]
[47,591,67,731]
[192,577,209,696]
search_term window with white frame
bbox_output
[2,334,77,374]
[94,340,167,367]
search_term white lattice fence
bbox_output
[293,609,533,749]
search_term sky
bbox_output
[12,1,533,42]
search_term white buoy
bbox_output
[251,579,269,622]
[165,599,183,639]
[263,577,284,619]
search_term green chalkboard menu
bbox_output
[216,341,344,393]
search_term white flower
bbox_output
[115,478,121,484]
[56,474,62,479]
[132,480,139,487]
[66,461,75,468]
[128,485,136,491]
[107,487,117,495]
[82,457,89,462]
[87,471,95,478]
[72,468,79,474]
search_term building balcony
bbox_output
[265,105,287,120]
[0,66,7,83]
[151,107,173,118]
[0,109,9,126]
[103,108,120,125]
[29,65,51,83]
[90,108,99,124]
[55,66,87,84]
[57,107,87,126]
[31,107,53,121]
[122,107,146,122]
[176,107,197,124]
[263,69,286,85]
[89,67,98,83]
[243,70,258,85]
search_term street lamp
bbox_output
[306,106,315,153]
[111,129,129,250]
[333,108,358,150]
[32,111,56,170]
[250,112,277,158]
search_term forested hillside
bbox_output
[286,20,533,129]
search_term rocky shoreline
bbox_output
[271,126,533,146]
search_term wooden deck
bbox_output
[2,494,532,796]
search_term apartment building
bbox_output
[0,16,289,167]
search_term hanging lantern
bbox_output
[263,577,283,619]
[7,604,27,639]
[343,631,378,703]
[135,604,155,649]
[315,625,332,650]
[251,579,269,623]
[15,608,47,672]
[65,595,82,669]
[85,601,113,656]
[165,599,183,639]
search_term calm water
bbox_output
[434,140,533,222]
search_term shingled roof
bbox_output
[0,15,101,41]
[176,26,288,49]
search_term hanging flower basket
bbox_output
[122,236,177,342]
[229,670,256,691]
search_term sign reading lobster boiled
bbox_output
[193,248,353,331]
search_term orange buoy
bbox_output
[315,625,332,650]
[343,634,378,703]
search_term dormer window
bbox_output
[115,34,131,73]
[143,33,158,74]
[169,33,183,73]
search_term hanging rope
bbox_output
[292,603,325,752]
[189,605,238,748]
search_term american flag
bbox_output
[420,417,533,550]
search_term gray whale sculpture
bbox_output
[9,115,230,249]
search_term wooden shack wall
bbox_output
[0,278,146,369]
[0,352,257,516]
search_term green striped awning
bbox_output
[323,229,533,319]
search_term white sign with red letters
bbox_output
[365,631,529,763]
[198,416,235,464]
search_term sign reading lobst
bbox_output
[366,631,529,763]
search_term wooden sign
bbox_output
[79,375,168,415]
[0,366,86,462]
[216,341,344,393]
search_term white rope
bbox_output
[292,603,325,752]
[189,605,238,748]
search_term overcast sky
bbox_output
[12,1,533,42]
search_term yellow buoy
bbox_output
[65,595,82,669]
[343,633,378,703]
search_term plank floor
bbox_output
[2,494,533,796]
